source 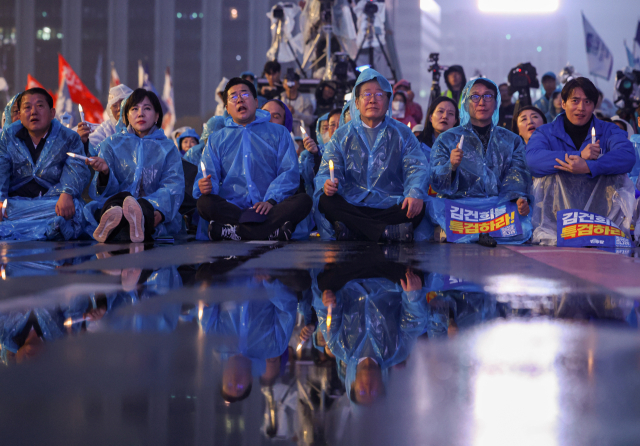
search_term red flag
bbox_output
[26,74,57,104]
[58,54,104,123]
[110,62,121,89]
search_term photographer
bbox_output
[261,61,285,101]
[281,70,315,128]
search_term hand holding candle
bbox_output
[67,152,93,162]
[324,159,338,196]
[329,159,335,182]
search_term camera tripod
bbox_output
[353,9,397,81]
[271,6,307,77]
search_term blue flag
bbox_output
[582,13,613,80]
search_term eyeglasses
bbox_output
[469,94,496,103]
[228,92,251,103]
[359,92,386,102]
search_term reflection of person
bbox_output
[314,69,429,242]
[312,252,429,406]
[0,88,90,240]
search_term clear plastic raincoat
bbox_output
[193,109,299,207]
[1,93,20,133]
[183,115,227,166]
[428,78,533,244]
[313,69,429,239]
[0,118,90,240]
[526,113,636,245]
[88,84,133,155]
[83,96,185,238]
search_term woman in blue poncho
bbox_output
[85,88,185,243]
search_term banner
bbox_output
[445,200,522,242]
[625,40,640,70]
[582,13,613,80]
[557,209,632,248]
[58,54,104,123]
[161,67,175,137]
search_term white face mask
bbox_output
[391,101,405,119]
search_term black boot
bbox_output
[381,223,414,243]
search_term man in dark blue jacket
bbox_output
[525,77,636,245]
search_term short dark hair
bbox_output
[327,107,342,122]
[220,383,253,403]
[393,91,407,103]
[561,77,599,105]
[263,61,281,75]
[511,105,548,135]
[122,88,164,127]
[354,80,391,100]
[498,83,509,90]
[223,78,257,105]
[472,79,498,96]
[17,88,54,110]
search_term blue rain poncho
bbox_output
[298,112,330,197]
[630,134,640,183]
[83,96,186,238]
[0,308,67,364]
[428,78,533,244]
[193,109,299,207]
[183,115,227,166]
[1,93,20,133]
[312,277,429,398]
[0,118,90,240]
[313,69,429,239]
[526,114,636,245]
[176,128,200,153]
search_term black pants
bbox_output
[196,193,313,240]
[318,193,425,242]
[94,192,156,242]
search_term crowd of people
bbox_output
[1,58,639,247]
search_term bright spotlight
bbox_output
[478,0,559,14]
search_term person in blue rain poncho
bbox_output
[525,77,637,245]
[0,88,90,241]
[194,78,312,241]
[84,88,185,243]
[176,128,199,156]
[312,252,429,406]
[1,93,20,133]
[428,77,533,245]
[76,84,133,157]
[314,69,429,242]
[183,115,227,166]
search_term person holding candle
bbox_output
[194,78,312,241]
[525,77,636,245]
[313,69,429,242]
[428,77,532,245]
[83,88,185,243]
[0,88,90,240]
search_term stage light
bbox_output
[478,0,559,14]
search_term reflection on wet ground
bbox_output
[2,240,640,445]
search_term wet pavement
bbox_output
[1,239,640,445]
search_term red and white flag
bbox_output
[26,74,57,104]
[58,54,104,123]
[110,62,121,89]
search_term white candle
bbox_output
[200,161,207,177]
[79,104,85,123]
[459,135,464,149]
[0,265,5,280]
[591,127,596,145]
[1,199,6,218]
[300,124,307,137]
[329,159,335,182]
[66,152,92,162]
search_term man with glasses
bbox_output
[194,78,312,241]
[313,69,429,242]
[428,78,532,245]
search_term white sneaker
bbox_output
[93,206,123,243]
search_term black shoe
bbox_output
[269,221,294,241]
[334,221,355,241]
[208,221,242,241]
[381,223,414,243]
[478,232,497,248]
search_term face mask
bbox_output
[321,132,330,144]
[391,101,405,119]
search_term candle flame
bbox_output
[296,343,303,351]
[591,127,595,136]
[300,125,307,135]
[64,318,73,327]
[66,152,76,158]
[326,305,332,329]
[329,160,334,170]
[200,161,206,175]
[78,104,83,113]
[1,265,5,281]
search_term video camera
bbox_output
[427,53,443,106]
[507,62,539,107]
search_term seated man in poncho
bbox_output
[428,77,532,245]
[525,77,636,245]
[0,88,90,240]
